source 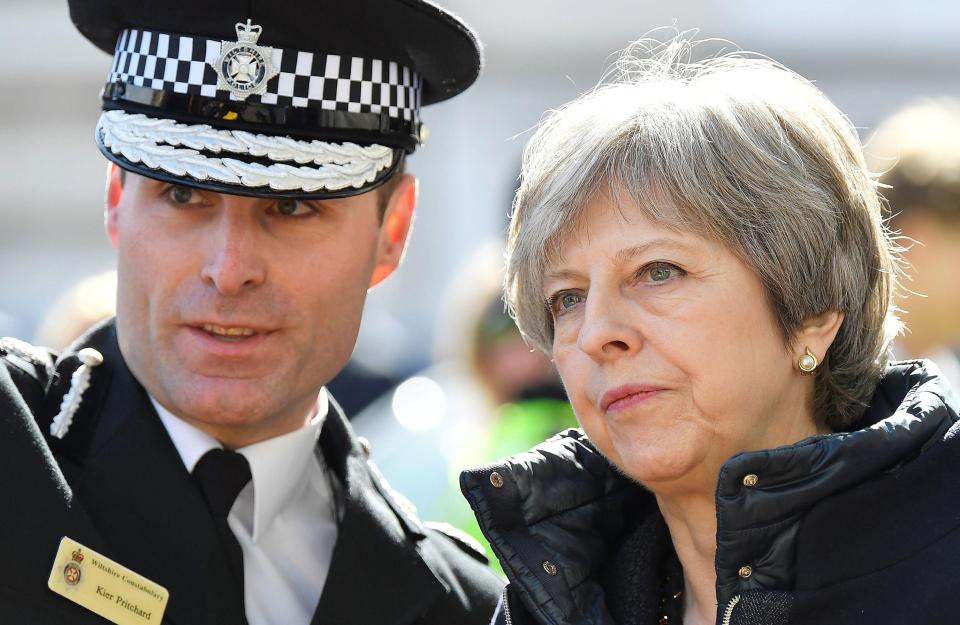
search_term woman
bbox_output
[460,37,960,625]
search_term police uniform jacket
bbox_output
[1,320,503,624]
[461,360,960,625]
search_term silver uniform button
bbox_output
[357,436,372,458]
[77,348,104,367]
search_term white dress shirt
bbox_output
[152,391,339,625]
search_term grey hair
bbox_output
[505,35,903,430]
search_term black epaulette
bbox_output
[365,448,490,564]
[360,436,428,539]
[41,347,107,447]
[424,521,490,564]
[0,337,57,412]
[356,435,489,563]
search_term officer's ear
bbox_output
[369,174,417,288]
[104,162,123,248]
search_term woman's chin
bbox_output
[609,444,707,492]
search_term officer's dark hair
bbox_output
[117,160,406,222]
[373,158,407,221]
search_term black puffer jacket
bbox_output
[461,360,960,625]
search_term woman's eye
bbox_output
[169,185,199,204]
[642,262,685,283]
[649,265,673,282]
[561,293,582,308]
[549,291,584,317]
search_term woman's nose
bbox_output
[576,291,641,360]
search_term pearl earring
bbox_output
[798,347,818,375]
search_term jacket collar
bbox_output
[714,359,958,604]
[461,429,636,625]
[463,360,960,625]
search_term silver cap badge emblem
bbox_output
[211,19,279,100]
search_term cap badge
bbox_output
[211,19,279,100]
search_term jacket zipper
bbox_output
[721,594,741,625]
[502,586,513,625]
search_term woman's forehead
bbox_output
[544,188,692,253]
[542,209,712,280]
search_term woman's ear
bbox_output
[794,310,845,366]
[104,162,123,248]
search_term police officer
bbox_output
[0,1,503,623]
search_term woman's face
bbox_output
[544,190,819,494]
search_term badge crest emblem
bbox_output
[63,548,84,586]
[211,19,279,99]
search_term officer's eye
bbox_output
[275,199,316,217]
[168,185,199,205]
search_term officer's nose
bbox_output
[200,210,266,296]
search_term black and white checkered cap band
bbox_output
[109,28,421,122]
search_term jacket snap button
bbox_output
[738,565,753,579]
[742,474,759,488]
[489,471,505,488]
[542,560,558,576]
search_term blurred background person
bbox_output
[867,98,960,390]
[432,242,576,461]
[33,269,116,351]
[352,241,576,564]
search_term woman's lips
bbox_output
[601,384,666,413]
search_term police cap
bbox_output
[68,0,482,198]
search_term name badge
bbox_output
[48,537,169,625]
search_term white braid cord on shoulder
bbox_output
[50,362,93,439]
[97,110,396,192]
[50,348,104,439]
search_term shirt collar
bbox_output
[151,397,220,472]
[151,389,330,541]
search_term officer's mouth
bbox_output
[199,323,260,342]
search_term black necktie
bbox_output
[193,448,251,591]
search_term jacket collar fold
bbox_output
[715,359,958,603]
[461,430,636,625]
